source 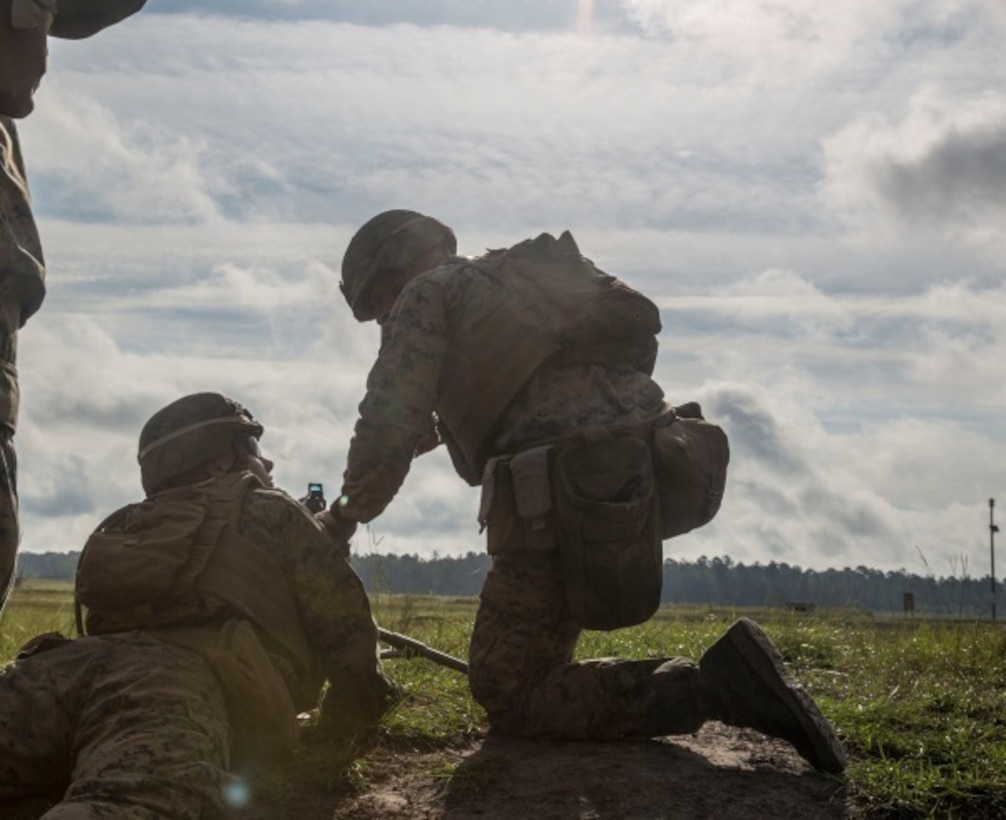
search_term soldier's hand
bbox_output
[317,671,402,743]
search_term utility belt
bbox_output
[479,416,651,552]
[479,413,665,631]
[478,404,729,631]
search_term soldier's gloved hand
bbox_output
[317,672,403,745]
[675,401,704,420]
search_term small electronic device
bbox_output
[304,482,326,513]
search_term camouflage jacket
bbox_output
[340,245,666,525]
[0,118,46,430]
[78,472,387,713]
[0,117,46,330]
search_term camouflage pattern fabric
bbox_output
[81,475,394,741]
[340,258,665,524]
[340,250,699,739]
[0,432,17,617]
[0,118,45,328]
[0,117,45,615]
[0,117,45,363]
[469,550,705,740]
[0,631,232,818]
[0,476,393,814]
[1,0,147,614]
[235,483,392,724]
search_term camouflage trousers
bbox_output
[0,428,18,616]
[0,631,234,819]
[468,549,706,740]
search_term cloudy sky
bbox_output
[13,0,1006,579]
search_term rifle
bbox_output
[379,627,469,675]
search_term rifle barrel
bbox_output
[378,627,469,675]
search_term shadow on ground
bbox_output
[2,723,854,818]
[335,722,852,819]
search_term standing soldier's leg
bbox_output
[1,112,40,616]
[0,426,18,615]
[469,552,706,740]
[0,310,20,616]
[471,573,846,771]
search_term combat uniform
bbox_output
[0,116,45,612]
[339,247,709,740]
[0,0,149,614]
[0,631,232,818]
[0,470,393,817]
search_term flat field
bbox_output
[2,581,1005,818]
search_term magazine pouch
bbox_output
[553,436,662,630]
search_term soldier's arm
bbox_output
[242,491,393,713]
[337,276,448,525]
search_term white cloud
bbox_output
[675,382,1005,574]
[24,83,223,224]
[821,87,1006,254]
[8,2,1006,578]
[619,0,903,85]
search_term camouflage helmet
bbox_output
[340,209,456,322]
[9,0,147,38]
[137,392,263,495]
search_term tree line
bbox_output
[16,550,999,618]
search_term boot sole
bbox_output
[708,618,847,773]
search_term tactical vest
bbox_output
[75,472,314,697]
[435,231,661,485]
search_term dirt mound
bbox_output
[334,722,854,819]
[3,723,856,818]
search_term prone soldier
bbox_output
[0,392,397,816]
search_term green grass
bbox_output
[369,593,482,747]
[1,580,78,660]
[3,584,1006,817]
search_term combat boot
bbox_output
[698,617,846,774]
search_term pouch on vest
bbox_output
[652,411,729,539]
[479,457,518,555]
[553,436,662,630]
[153,619,299,760]
[480,448,558,554]
[510,445,558,551]
[15,631,71,660]
[76,497,210,613]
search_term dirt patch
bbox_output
[333,723,854,819]
[3,723,857,818]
